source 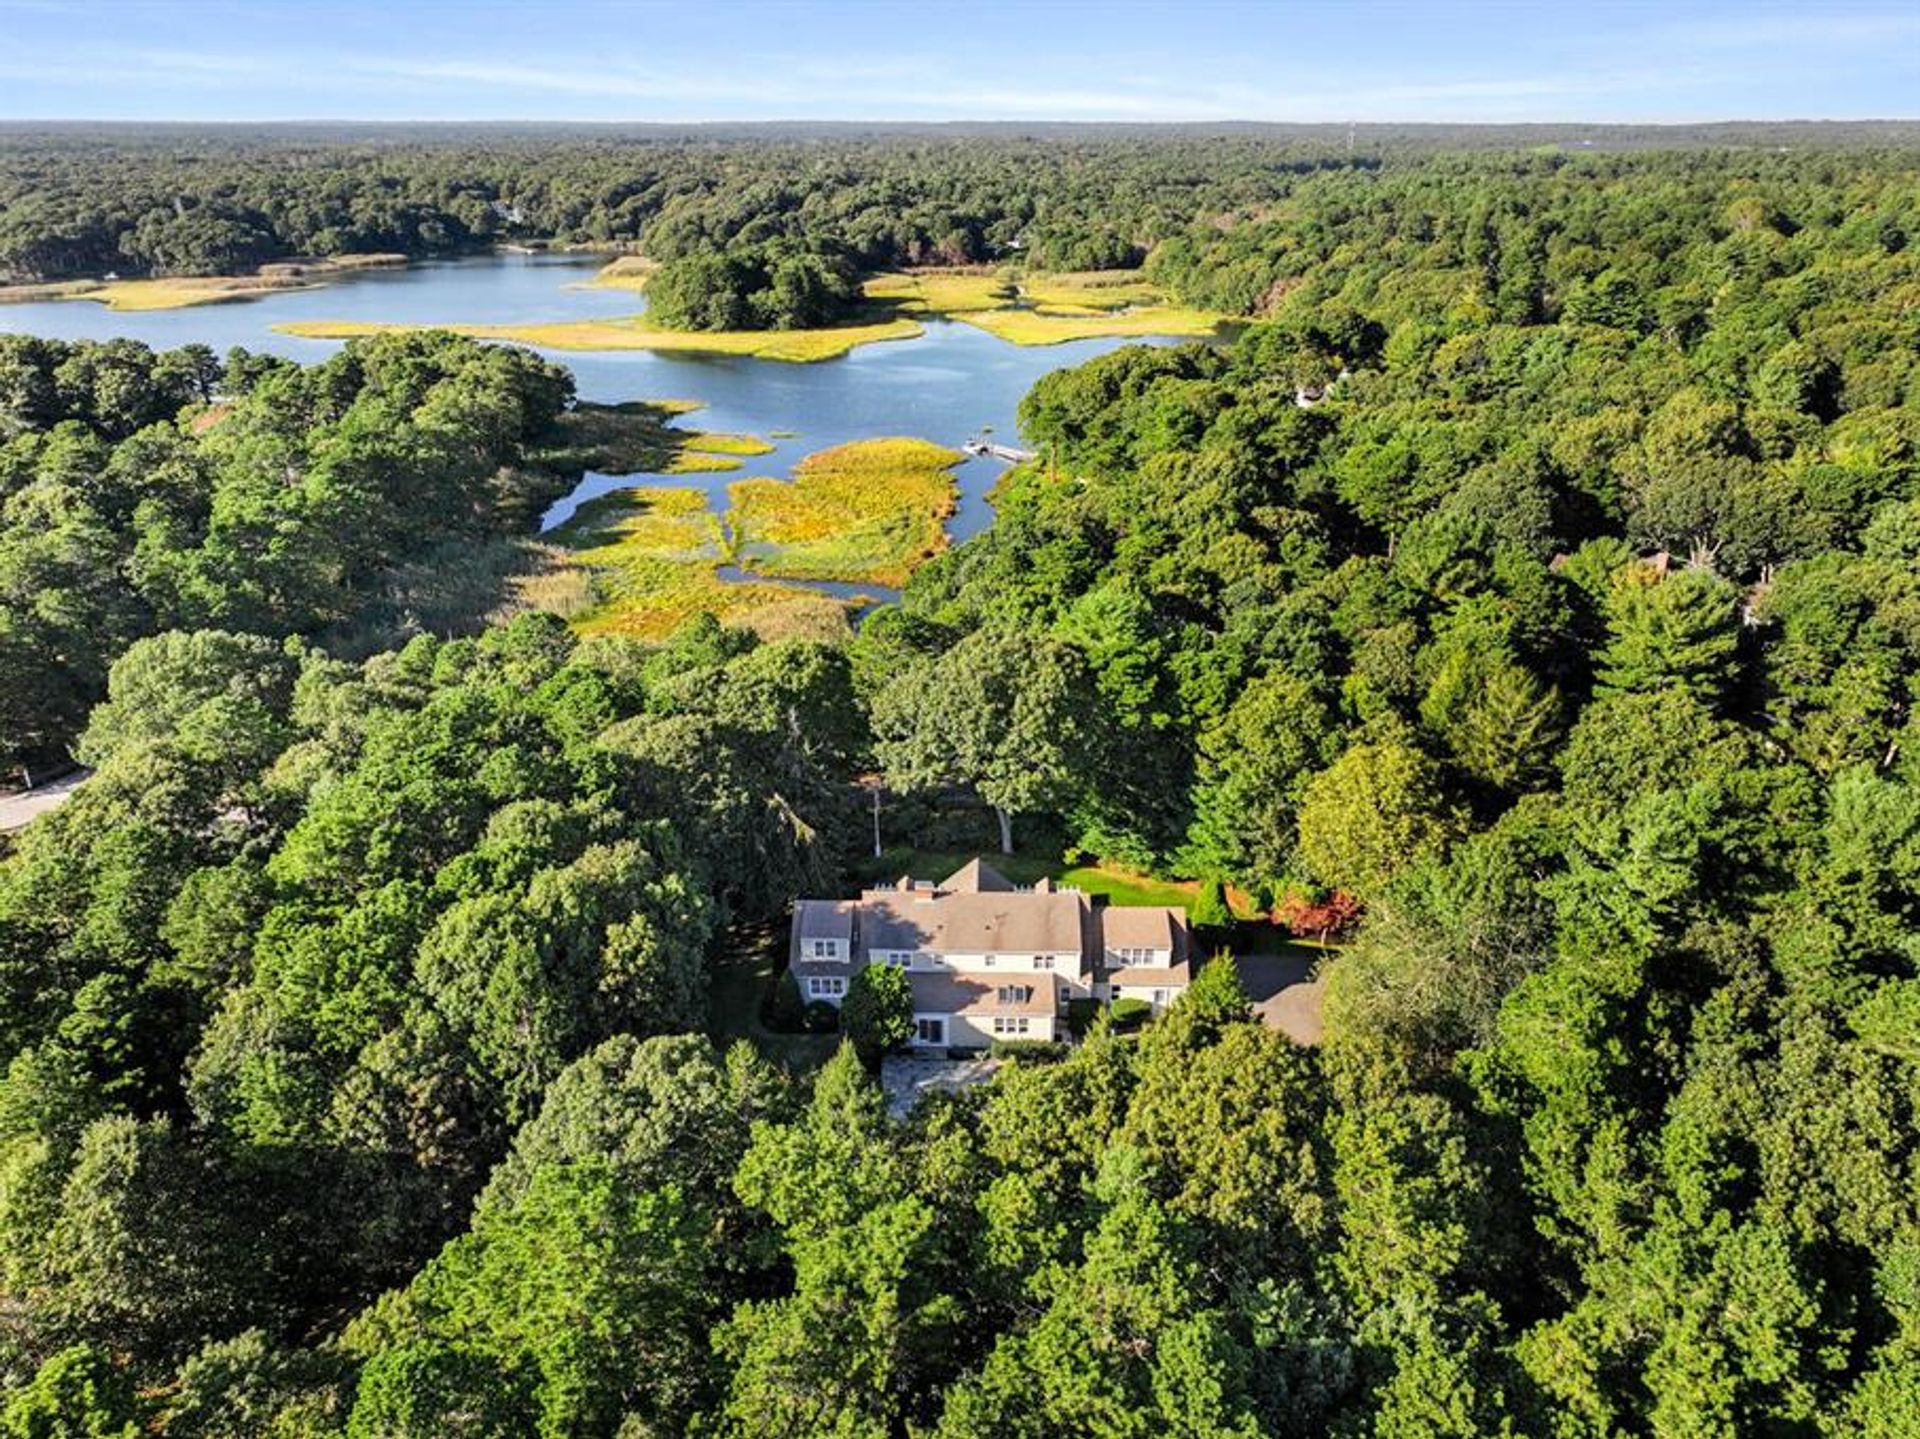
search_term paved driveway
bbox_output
[1235,950,1327,1045]
[0,769,89,834]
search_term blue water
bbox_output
[0,253,1180,576]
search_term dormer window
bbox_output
[810,940,835,959]
[996,984,1033,1005]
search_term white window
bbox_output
[1151,988,1170,1007]
[915,1017,945,1045]
[1114,946,1157,964]
[1035,955,1055,971]
[883,952,909,968]
[810,940,835,959]
[992,1017,1032,1036]
[996,984,1034,1005]
[806,977,845,999]
[983,953,996,967]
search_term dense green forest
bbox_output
[8,122,1920,330]
[0,132,1918,1434]
[0,332,590,775]
[0,125,1328,326]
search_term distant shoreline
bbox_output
[0,242,637,310]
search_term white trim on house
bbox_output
[790,861,1192,1048]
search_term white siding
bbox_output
[909,1012,1057,1050]
[802,975,848,1005]
[1113,984,1180,1014]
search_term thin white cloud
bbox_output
[1659,9,1920,50]
[0,4,1912,124]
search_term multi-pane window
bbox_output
[810,940,835,959]
[807,977,846,998]
[1151,988,1170,1007]
[996,985,1034,1005]
[982,953,996,966]
[915,1018,945,1044]
[1113,946,1156,964]
[1034,955,1055,970]
[992,1017,1032,1036]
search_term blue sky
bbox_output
[0,0,1915,123]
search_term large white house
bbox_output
[789,859,1192,1050]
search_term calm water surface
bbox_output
[0,254,1179,580]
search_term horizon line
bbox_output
[4,115,1919,128]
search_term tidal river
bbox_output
[0,253,1183,554]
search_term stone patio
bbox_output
[879,1054,1003,1117]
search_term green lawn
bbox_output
[857,847,1240,914]
[708,920,840,1073]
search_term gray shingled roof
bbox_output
[910,971,1059,1016]
[1106,964,1190,987]
[859,888,1088,957]
[940,859,1016,893]
[1098,906,1183,952]
[793,899,856,941]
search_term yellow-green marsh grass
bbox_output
[0,280,107,305]
[864,268,1015,314]
[729,437,961,587]
[28,254,410,311]
[1014,269,1166,312]
[272,315,925,362]
[559,486,726,564]
[546,437,959,638]
[577,255,658,294]
[957,304,1230,346]
[862,266,1230,345]
[551,486,847,640]
[684,431,776,458]
[67,276,323,311]
[528,400,771,478]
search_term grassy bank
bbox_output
[862,266,1232,345]
[864,268,1013,314]
[575,255,657,294]
[0,279,108,305]
[546,486,859,642]
[0,253,411,311]
[729,437,961,586]
[538,436,956,639]
[958,304,1229,345]
[528,399,772,477]
[1013,268,1167,312]
[274,314,926,362]
[272,262,1216,357]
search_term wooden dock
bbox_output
[962,439,1037,463]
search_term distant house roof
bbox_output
[941,858,1016,893]
[911,971,1059,1017]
